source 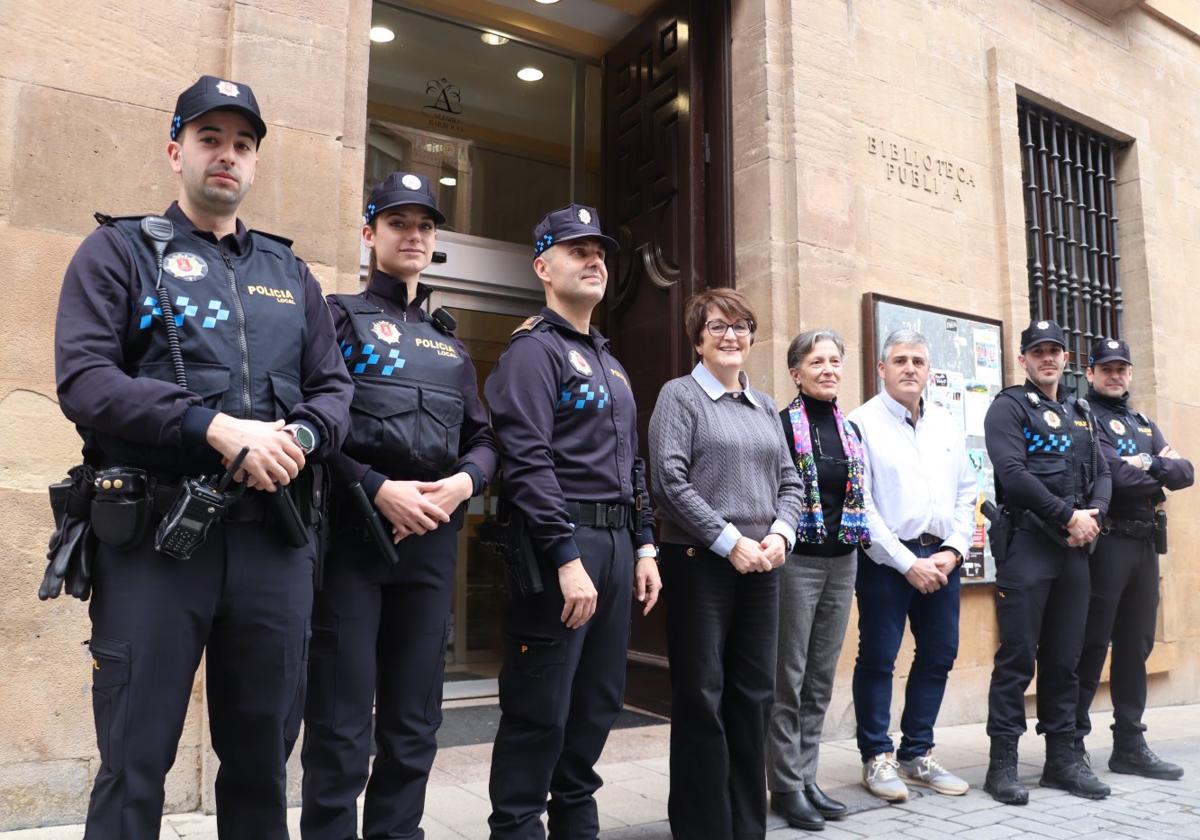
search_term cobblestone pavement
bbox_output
[4,704,1199,838]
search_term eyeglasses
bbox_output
[812,427,852,466]
[705,320,754,338]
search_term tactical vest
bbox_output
[1091,397,1162,517]
[98,216,307,475]
[997,385,1098,508]
[331,294,464,480]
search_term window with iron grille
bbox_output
[1017,99,1127,391]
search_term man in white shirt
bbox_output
[848,329,977,802]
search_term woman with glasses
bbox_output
[648,288,804,840]
[765,328,871,832]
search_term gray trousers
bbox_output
[766,550,857,792]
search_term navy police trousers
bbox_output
[84,522,314,840]
[487,525,634,840]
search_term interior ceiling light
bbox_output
[517,67,544,82]
[481,32,510,46]
[369,26,395,43]
[534,0,561,4]
[439,176,458,186]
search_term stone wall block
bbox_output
[0,81,19,223]
[0,759,91,831]
[230,5,349,140]
[12,88,177,237]
[0,0,227,112]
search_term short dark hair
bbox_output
[683,288,757,347]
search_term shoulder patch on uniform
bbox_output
[249,229,295,249]
[511,315,544,336]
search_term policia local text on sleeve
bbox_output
[47,76,353,839]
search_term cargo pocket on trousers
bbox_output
[89,638,131,773]
[305,618,339,727]
[498,633,566,725]
[284,627,312,745]
[424,619,452,727]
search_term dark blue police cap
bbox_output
[364,171,445,226]
[171,75,267,143]
[532,204,619,257]
[1088,337,1132,366]
[1020,319,1068,353]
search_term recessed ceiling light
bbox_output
[481,32,510,46]
[517,67,544,82]
[369,26,395,43]
[534,0,561,4]
[439,176,458,187]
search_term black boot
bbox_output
[1110,734,1184,781]
[770,790,825,831]
[803,783,847,821]
[1041,733,1111,799]
[984,735,1029,805]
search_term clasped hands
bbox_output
[729,534,788,574]
[373,473,474,542]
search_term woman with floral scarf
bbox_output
[765,328,871,832]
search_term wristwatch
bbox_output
[942,545,964,567]
[1139,452,1153,471]
[283,422,316,455]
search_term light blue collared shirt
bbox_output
[689,363,796,556]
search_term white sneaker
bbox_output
[862,753,909,801]
[899,753,970,795]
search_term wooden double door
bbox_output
[600,0,733,716]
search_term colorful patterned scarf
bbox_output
[786,394,871,546]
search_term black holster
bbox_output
[1155,510,1168,555]
[486,496,543,599]
[982,501,1013,569]
[89,467,152,550]
[347,480,400,568]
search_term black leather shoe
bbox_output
[803,783,847,821]
[770,790,825,831]
[1110,743,1184,781]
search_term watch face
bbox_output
[1141,453,1153,468]
[289,424,315,452]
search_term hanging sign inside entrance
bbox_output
[424,78,466,134]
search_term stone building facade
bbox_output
[2,0,1199,829]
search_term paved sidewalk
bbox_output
[5,704,1200,838]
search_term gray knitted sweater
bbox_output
[648,371,805,551]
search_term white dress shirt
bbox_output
[849,389,977,574]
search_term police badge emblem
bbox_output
[370,320,402,345]
[567,349,593,377]
[1109,418,1127,436]
[1108,340,1120,349]
[402,174,422,190]
[1037,320,1050,330]
[163,252,209,281]
[216,80,240,98]
[1043,410,1062,429]
[578,208,592,225]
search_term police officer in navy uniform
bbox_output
[1075,337,1193,780]
[53,76,352,838]
[300,172,498,839]
[982,319,1111,806]
[484,205,662,839]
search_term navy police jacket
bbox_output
[328,272,497,501]
[55,202,352,478]
[1087,388,1194,522]
[984,380,1111,527]
[484,307,653,567]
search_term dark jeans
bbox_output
[852,543,960,761]
[301,522,457,840]
[662,544,779,840]
[1076,533,1159,746]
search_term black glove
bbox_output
[38,466,95,602]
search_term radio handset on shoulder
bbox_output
[139,216,188,389]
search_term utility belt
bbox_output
[1102,517,1155,541]
[564,501,634,530]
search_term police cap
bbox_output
[365,171,445,226]
[1020,319,1067,353]
[1088,337,1132,367]
[533,204,619,257]
[171,75,267,143]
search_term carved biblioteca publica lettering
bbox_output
[866,134,976,202]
